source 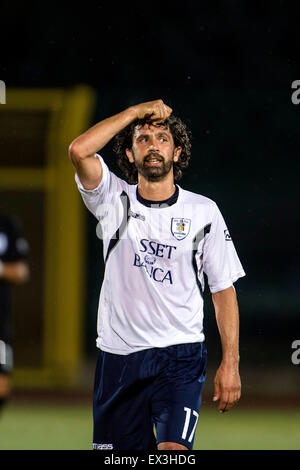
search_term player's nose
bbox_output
[148,138,159,150]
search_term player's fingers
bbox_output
[149,100,172,122]
[151,103,164,121]
[222,395,234,413]
[230,390,241,408]
[220,390,240,413]
[218,391,230,413]
[228,386,241,408]
[165,105,173,117]
[212,379,220,400]
[153,101,171,121]
[212,383,220,402]
[163,104,172,120]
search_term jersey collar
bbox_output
[136,185,179,208]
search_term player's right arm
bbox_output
[68,100,172,190]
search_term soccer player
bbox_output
[69,100,245,450]
[0,214,30,414]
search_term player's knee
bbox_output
[157,441,188,450]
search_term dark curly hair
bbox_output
[113,115,192,184]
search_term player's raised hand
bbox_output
[131,99,172,122]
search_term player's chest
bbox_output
[125,204,206,262]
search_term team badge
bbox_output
[171,218,191,240]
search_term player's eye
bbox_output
[157,134,168,142]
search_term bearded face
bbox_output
[126,123,181,182]
[132,149,177,182]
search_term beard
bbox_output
[133,151,175,182]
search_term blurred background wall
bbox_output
[0,0,299,401]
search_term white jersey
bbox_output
[75,154,245,355]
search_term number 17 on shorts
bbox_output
[181,407,199,443]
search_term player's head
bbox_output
[114,115,191,184]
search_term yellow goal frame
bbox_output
[0,85,96,388]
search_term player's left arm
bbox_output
[0,260,29,284]
[211,285,241,413]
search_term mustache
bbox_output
[144,152,164,162]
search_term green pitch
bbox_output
[0,402,299,450]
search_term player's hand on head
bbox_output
[132,99,172,122]
[212,363,241,413]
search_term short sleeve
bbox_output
[202,203,245,293]
[0,215,29,262]
[74,154,127,219]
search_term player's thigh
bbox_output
[152,342,207,450]
[153,380,205,449]
[93,349,156,450]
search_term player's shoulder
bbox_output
[115,175,136,197]
[97,153,134,194]
[178,185,218,209]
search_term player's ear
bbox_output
[173,146,182,163]
[126,148,134,163]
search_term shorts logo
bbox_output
[93,443,113,450]
[171,218,191,240]
[224,229,232,241]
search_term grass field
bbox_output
[1,401,299,450]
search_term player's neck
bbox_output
[137,174,176,201]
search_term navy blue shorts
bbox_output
[93,342,207,450]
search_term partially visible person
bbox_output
[0,214,30,414]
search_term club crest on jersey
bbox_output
[171,218,191,240]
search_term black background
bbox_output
[1,0,300,391]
